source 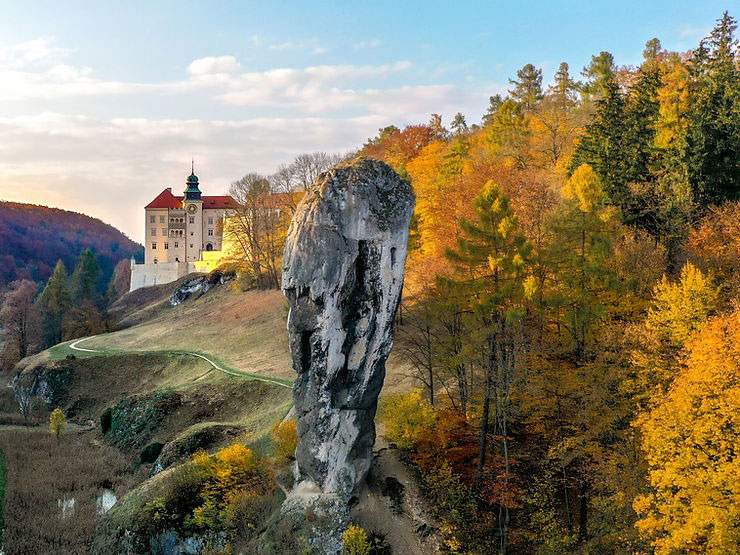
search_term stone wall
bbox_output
[129,261,193,292]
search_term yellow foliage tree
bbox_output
[49,407,66,442]
[655,53,690,150]
[378,390,436,450]
[271,419,297,462]
[563,164,605,213]
[634,311,740,553]
[629,263,718,404]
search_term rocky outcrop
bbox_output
[281,158,414,540]
[168,270,235,306]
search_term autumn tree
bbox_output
[227,173,290,289]
[634,310,739,553]
[628,262,718,406]
[49,408,67,442]
[106,258,131,304]
[0,279,39,369]
[445,182,530,550]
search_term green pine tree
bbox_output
[569,76,629,207]
[70,249,102,305]
[685,11,739,206]
[509,63,544,111]
[36,260,71,346]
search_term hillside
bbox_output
[2,278,429,553]
[0,201,142,291]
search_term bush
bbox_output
[342,524,370,555]
[378,390,436,449]
[186,443,275,532]
[271,419,297,462]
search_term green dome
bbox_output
[184,168,202,200]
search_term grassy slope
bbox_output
[56,282,414,393]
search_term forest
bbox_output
[362,12,738,554]
[0,201,141,291]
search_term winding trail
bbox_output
[68,336,292,389]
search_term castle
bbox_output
[129,167,237,291]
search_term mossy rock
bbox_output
[104,390,181,449]
[154,423,241,472]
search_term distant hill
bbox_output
[0,201,142,293]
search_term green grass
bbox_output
[47,336,293,388]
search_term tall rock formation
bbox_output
[282,158,414,502]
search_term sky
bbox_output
[0,0,733,243]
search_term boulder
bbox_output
[282,158,414,506]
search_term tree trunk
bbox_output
[475,333,494,493]
[578,479,589,543]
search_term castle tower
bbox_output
[183,165,204,263]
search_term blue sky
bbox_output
[0,1,733,241]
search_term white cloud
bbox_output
[0,113,390,241]
[188,55,241,76]
[0,38,494,241]
[0,38,69,69]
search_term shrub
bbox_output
[186,443,275,532]
[342,524,370,555]
[378,390,436,449]
[271,419,297,461]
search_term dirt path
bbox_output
[68,336,292,389]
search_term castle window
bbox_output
[190,244,193,248]
[164,243,169,250]
[159,215,165,223]
[149,215,155,223]
[208,217,213,225]
[151,228,156,236]
[189,216,195,224]
[152,242,157,249]
[208,229,214,236]
[174,242,179,248]
[161,228,166,236]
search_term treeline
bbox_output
[369,12,737,554]
[0,201,141,291]
[0,250,131,370]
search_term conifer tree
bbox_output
[70,248,102,305]
[550,62,579,104]
[569,77,629,208]
[509,63,544,111]
[685,12,739,206]
[36,260,71,347]
[580,51,616,100]
[451,112,469,136]
[482,94,504,125]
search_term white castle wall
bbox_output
[130,260,195,292]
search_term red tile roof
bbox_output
[145,188,237,210]
[203,195,238,209]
